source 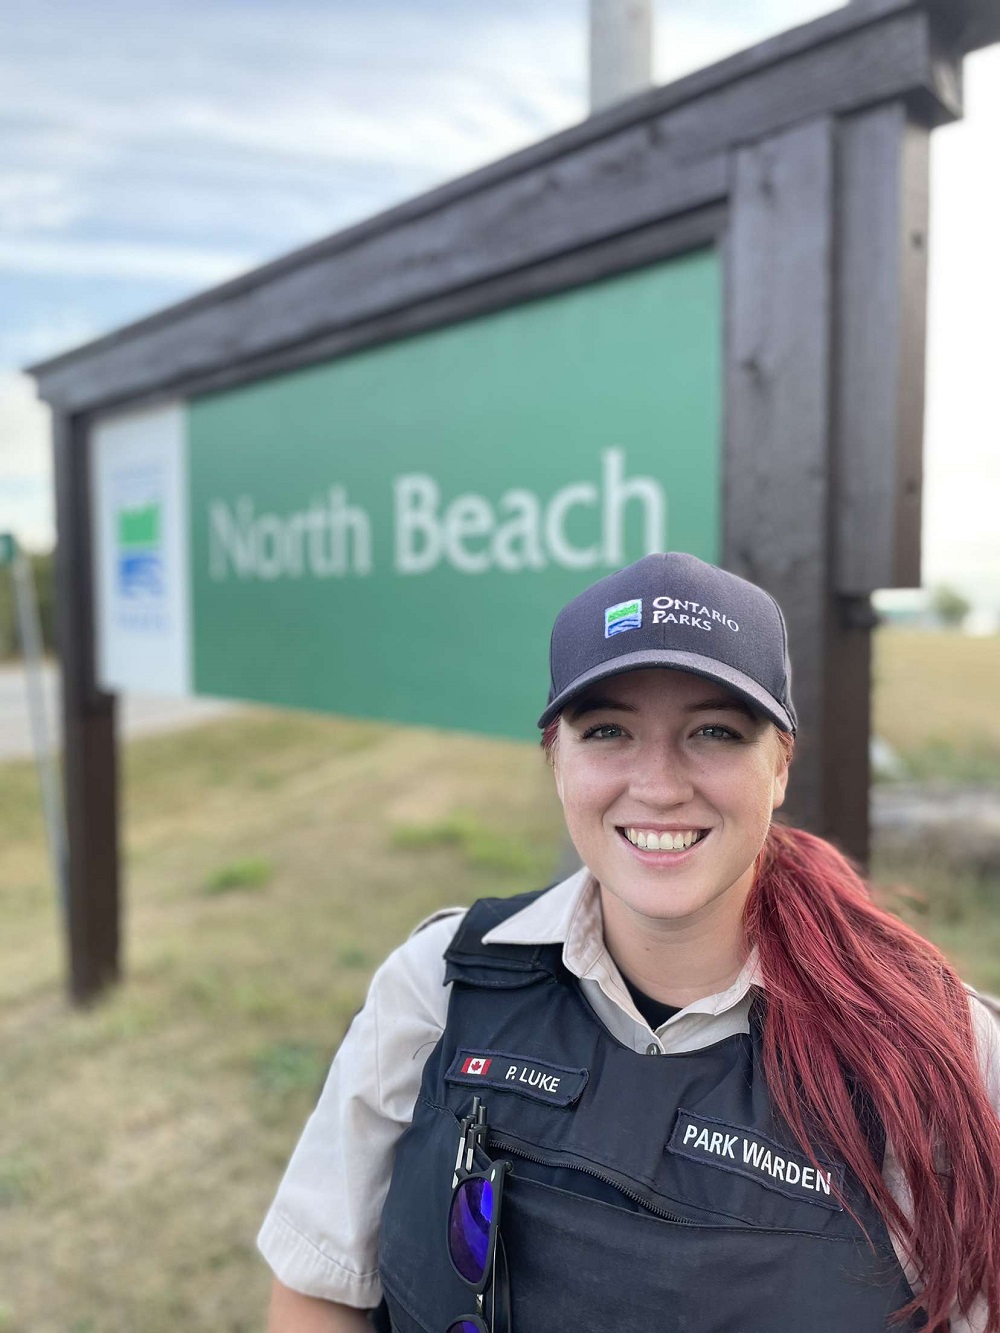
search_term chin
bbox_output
[598,863,752,926]
[615,888,719,923]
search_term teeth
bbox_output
[625,828,703,851]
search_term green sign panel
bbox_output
[0,533,16,567]
[182,249,721,737]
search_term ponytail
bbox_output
[747,820,1000,1330]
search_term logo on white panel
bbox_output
[112,465,169,632]
[118,499,163,597]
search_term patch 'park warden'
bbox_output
[668,1110,845,1210]
[446,1050,588,1107]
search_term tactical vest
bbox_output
[378,890,924,1332]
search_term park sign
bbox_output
[91,250,721,738]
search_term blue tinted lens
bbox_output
[446,1323,484,1333]
[448,1176,495,1284]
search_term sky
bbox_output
[1,0,998,608]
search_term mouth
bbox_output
[616,826,710,853]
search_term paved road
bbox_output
[0,661,238,761]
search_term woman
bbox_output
[261,552,1000,1332]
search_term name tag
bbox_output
[668,1110,845,1210]
[445,1049,588,1107]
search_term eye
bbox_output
[580,722,626,741]
[697,723,743,741]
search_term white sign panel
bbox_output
[91,402,191,695]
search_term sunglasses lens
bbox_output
[446,1323,484,1333]
[448,1176,495,1283]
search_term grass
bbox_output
[390,811,546,875]
[873,628,1000,783]
[0,628,997,1329]
[203,856,274,895]
[0,710,563,1333]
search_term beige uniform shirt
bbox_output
[258,869,1000,1328]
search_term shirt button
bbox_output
[645,1042,661,1055]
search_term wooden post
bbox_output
[726,99,933,866]
[53,412,121,1002]
[726,116,844,848]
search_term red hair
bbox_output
[542,718,1000,1328]
[749,819,1000,1329]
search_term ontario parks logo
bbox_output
[605,598,642,638]
[117,499,163,597]
[111,463,169,632]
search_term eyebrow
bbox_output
[565,694,758,722]
[565,696,638,720]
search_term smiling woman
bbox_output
[549,669,788,999]
[260,553,1000,1333]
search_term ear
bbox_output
[771,741,790,811]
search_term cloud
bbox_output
[0,372,53,550]
[0,172,81,231]
[0,237,253,283]
[0,0,588,291]
[0,373,52,477]
[653,0,840,80]
[0,311,101,368]
[0,0,841,282]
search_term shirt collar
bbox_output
[481,867,761,1020]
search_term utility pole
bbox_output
[589,0,654,113]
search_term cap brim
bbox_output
[537,649,796,733]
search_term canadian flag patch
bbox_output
[461,1056,492,1076]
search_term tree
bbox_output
[930,583,970,628]
[0,548,57,660]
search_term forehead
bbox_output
[566,667,758,719]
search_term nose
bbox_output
[627,738,696,809]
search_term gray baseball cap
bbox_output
[537,552,797,733]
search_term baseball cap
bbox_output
[537,552,797,733]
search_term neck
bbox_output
[598,876,752,1008]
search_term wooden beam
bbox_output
[68,207,727,413]
[834,103,930,593]
[851,0,1000,52]
[958,0,1000,51]
[53,413,120,1002]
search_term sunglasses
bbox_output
[446,1097,511,1333]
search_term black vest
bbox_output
[378,890,924,1332]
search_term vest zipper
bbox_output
[487,1133,702,1226]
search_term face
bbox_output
[552,668,789,932]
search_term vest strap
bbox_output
[444,889,563,988]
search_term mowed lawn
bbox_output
[0,628,998,1332]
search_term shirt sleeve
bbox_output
[256,909,464,1308]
